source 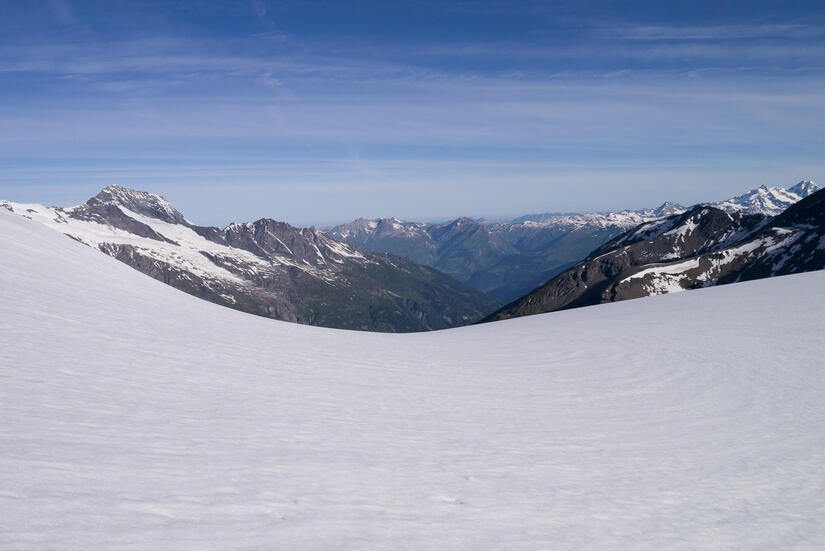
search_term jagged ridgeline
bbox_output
[328,181,818,303]
[328,204,689,303]
[484,186,825,322]
[3,181,819,330]
[2,186,500,332]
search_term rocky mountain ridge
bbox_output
[329,202,689,302]
[2,186,499,332]
[4,180,818,330]
[484,186,825,322]
[329,181,818,301]
[707,180,818,215]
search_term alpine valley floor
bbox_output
[1,208,824,550]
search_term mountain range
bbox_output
[709,180,819,215]
[2,180,819,332]
[1,186,499,332]
[328,203,693,302]
[329,181,818,302]
[485,185,825,322]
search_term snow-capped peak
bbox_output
[711,181,819,216]
[788,180,819,198]
[87,185,188,225]
[651,202,685,217]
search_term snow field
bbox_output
[1,209,825,549]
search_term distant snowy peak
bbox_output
[330,217,430,239]
[710,181,819,216]
[514,181,818,225]
[647,201,687,218]
[85,184,188,225]
[512,201,688,229]
[334,200,692,239]
[336,180,817,236]
[788,180,819,197]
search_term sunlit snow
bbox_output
[1,210,824,549]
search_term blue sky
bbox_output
[1,0,824,226]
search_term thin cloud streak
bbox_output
[2,74,822,150]
[607,23,825,41]
[1,3,823,223]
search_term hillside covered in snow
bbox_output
[1,186,499,332]
[2,207,825,549]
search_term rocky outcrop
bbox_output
[484,188,825,322]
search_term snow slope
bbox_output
[2,208,825,550]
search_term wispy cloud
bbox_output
[609,23,825,41]
[0,2,823,223]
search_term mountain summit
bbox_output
[2,186,499,331]
[709,180,819,215]
[86,184,188,225]
[788,179,819,197]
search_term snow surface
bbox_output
[2,209,825,549]
[620,258,701,294]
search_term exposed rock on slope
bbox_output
[2,186,499,332]
[330,181,818,302]
[485,188,825,322]
[329,203,686,302]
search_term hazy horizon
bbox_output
[1,178,817,229]
[1,0,823,226]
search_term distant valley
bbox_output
[329,181,818,302]
[2,180,819,332]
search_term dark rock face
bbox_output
[484,189,825,322]
[587,207,768,264]
[70,202,178,244]
[56,186,501,332]
[721,190,825,282]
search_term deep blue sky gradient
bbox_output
[1,0,824,226]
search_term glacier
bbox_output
[1,208,825,549]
